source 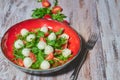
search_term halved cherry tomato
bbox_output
[17,58,24,67]
[29,52,36,63]
[62,43,68,48]
[40,37,46,42]
[43,14,51,19]
[55,49,62,53]
[52,6,63,14]
[45,32,49,37]
[42,1,51,8]
[46,53,54,60]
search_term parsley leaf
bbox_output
[52,13,66,22]
[31,51,44,69]
[32,8,51,18]
[13,48,25,59]
[55,28,64,35]
[37,30,45,38]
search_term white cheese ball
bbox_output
[40,26,48,33]
[40,60,50,70]
[22,48,30,56]
[48,32,56,40]
[44,45,54,54]
[14,39,24,49]
[20,28,29,36]
[26,34,35,42]
[23,57,33,68]
[60,33,69,39]
[62,48,71,57]
[37,41,47,50]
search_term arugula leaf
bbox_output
[37,30,45,38]
[31,47,39,54]
[57,55,67,60]
[49,60,54,64]
[52,13,66,22]
[47,39,56,47]
[54,37,66,49]
[13,48,25,59]
[26,41,35,48]
[55,28,64,35]
[32,8,51,18]
[31,51,45,69]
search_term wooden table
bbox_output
[0,0,120,80]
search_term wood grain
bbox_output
[0,0,120,80]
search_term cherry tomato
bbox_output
[17,59,24,67]
[29,52,36,63]
[46,53,54,60]
[52,6,63,14]
[40,37,46,42]
[42,1,51,8]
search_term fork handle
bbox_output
[70,49,88,80]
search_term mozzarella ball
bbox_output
[26,34,35,42]
[40,26,48,33]
[22,48,30,56]
[60,33,69,39]
[23,57,33,68]
[14,39,24,49]
[48,32,56,40]
[44,45,54,54]
[62,48,71,57]
[37,41,47,50]
[20,28,29,36]
[40,60,50,70]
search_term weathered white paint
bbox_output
[0,0,120,80]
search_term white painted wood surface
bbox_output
[0,0,120,80]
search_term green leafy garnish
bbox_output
[52,13,66,22]
[32,8,51,18]
[31,47,39,54]
[26,41,35,48]
[37,30,45,38]
[55,28,64,35]
[49,60,54,64]
[13,48,25,59]
[54,37,67,49]
[31,51,44,69]
[57,55,67,60]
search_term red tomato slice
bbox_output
[45,32,49,37]
[46,53,54,60]
[29,53,36,63]
[40,37,46,42]
[17,59,24,67]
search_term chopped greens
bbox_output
[52,13,66,22]
[32,8,51,18]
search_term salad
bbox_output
[13,25,73,70]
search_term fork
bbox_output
[70,33,98,80]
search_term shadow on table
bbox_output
[28,35,86,77]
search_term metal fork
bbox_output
[70,33,98,80]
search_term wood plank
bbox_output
[0,0,120,80]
